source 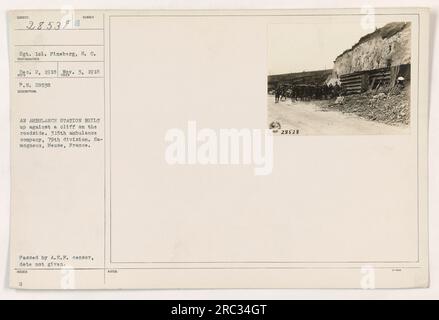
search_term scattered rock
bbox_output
[322,84,410,125]
[373,93,387,100]
[335,96,345,104]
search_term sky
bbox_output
[268,20,387,75]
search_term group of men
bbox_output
[274,83,345,103]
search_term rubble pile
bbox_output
[326,84,410,125]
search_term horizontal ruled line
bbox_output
[16,76,104,79]
[14,28,103,31]
[13,266,423,271]
[15,60,104,63]
[14,44,104,47]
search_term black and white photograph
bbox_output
[268,20,412,135]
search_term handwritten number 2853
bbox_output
[25,20,70,30]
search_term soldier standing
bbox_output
[275,86,280,103]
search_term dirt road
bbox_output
[268,96,410,135]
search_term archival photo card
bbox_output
[8,8,429,289]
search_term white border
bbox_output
[1,0,438,299]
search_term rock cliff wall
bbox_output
[333,22,411,77]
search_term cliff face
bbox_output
[333,22,411,76]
